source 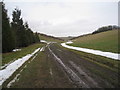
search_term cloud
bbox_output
[4,0,119,2]
[5,1,118,37]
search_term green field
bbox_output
[69,30,119,53]
[2,43,45,66]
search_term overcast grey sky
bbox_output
[4,0,118,37]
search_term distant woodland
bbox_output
[92,25,120,34]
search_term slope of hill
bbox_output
[39,33,64,43]
[58,36,75,41]
[68,30,119,53]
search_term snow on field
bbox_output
[12,49,21,52]
[66,41,73,44]
[40,40,47,43]
[0,48,40,86]
[1,60,14,69]
[61,43,119,60]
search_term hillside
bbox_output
[58,36,75,41]
[39,33,64,43]
[68,30,119,53]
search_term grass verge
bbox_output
[2,43,45,66]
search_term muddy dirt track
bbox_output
[45,43,119,88]
[4,43,119,88]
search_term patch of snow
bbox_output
[40,47,45,52]
[50,68,53,76]
[1,63,11,70]
[40,40,47,43]
[7,73,20,88]
[12,49,21,52]
[30,53,38,62]
[40,40,56,45]
[20,69,24,73]
[47,42,51,45]
[1,59,17,69]
[45,45,48,47]
[61,43,119,60]
[0,48,40,86]
[23,65,27,69]
[28,61,31,63]
[66,41,73,44]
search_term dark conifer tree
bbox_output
[2,4,40,53]
[11,8,24,47]
[2,2,15,53]
[34,32,40,43]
